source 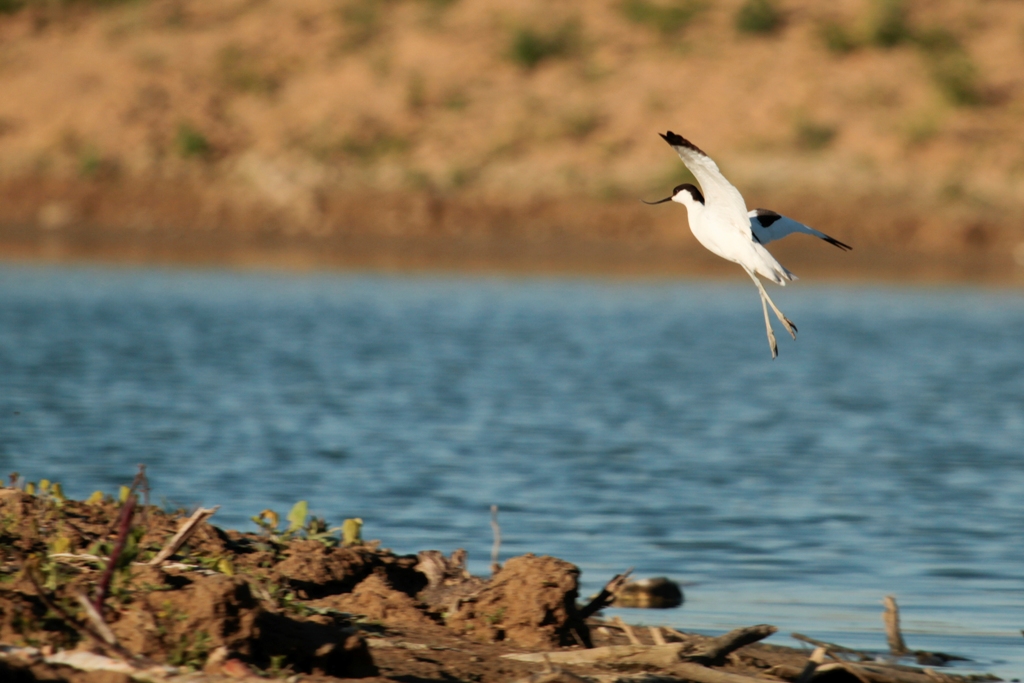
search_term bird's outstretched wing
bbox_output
[659,131,748,218]
[748,209,852,251]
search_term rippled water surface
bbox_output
[2,265,1023,676]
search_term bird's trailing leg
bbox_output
[746,269,797,341]
[758,288,778,359]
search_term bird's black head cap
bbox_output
[673,183,704,204]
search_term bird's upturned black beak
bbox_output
[641,196,673,205]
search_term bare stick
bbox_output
[76,592,118,646]
[649,626,666,646]
[883,595,909,655]
[490,504,501,575]
[791,632,869,658]
[94,494,136,615]
[612,616,642,646]
[148,506,219,566]
[685,624,777,665]
[578,568,633,620]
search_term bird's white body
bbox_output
[647,131,850,358]
[673,192,794,286]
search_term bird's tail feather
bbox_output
[751,243,796,285]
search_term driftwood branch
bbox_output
[883,595,909,656]
[490,504,501,575]
[503,644,686,668]
[683,624,777,665]
[881,597,968,667]
[148,506,219,566]
[578,568,633,620]
[791,632,869,658]
[590,666,775,683]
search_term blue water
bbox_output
[2,265,1023,677]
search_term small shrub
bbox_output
[795,120,837,150]
[735,0,782,35]
[929,52,982,106]
[914,27,960,54]
[869,0,912,48]
[819,21,859,54]
[913,29,983,107]
[175,123,211,159]
[78,147,119,179]
[620,0,705,37]
[508,20,581,70]
[338,0,383,49]
[0,0,25,15]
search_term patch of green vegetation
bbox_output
[78,147,103,178]
[175,123,212,159]
[1,0,142,12]
[795,120,837,150]
[0,0,25,15]
[902,111,940,146]
[928,51,982,106]
[337,0,384,50]
[620,0,705,37]
[914,29,983,106]
[484,607,506,625]
[734,0,782,36]
[869,0,912,48]
[508,20,581,70]
[818,20,859,54]
[168,630,211,670]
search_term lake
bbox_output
[1,265,1023,677]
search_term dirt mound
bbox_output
[312,572,439,630]
[0,487,590,676]
[447,554,588,648]
[273,539,426,598]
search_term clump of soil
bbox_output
[446,554,588,648]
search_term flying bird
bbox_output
[644,131,850,358]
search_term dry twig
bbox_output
[148,505,219,566]
[490,504,502,575]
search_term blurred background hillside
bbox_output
[1,0,1023,280]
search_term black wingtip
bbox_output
[824,236,853,251]
[659,131,707,156]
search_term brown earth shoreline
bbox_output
[2,178,1022,284]
[0,483,1000,683]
